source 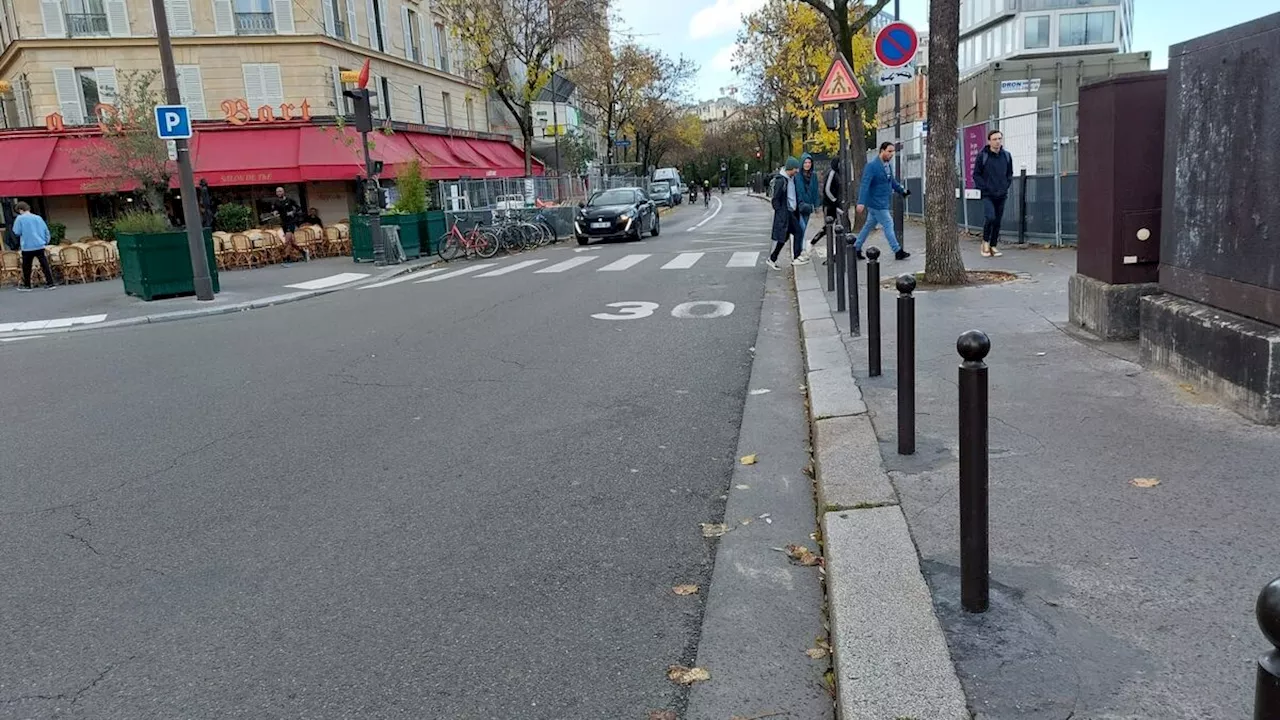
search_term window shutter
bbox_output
[369,73,381,117]
[53,68,85,125]
[177,65,207,119]
[243,64,266,109]
[94,67,119,112]
[331,65,344,114]
[418,12,429,67]
[272,0,295,33]
[346,0,358,42]
[365,0,376,49]
[321,0,335,36]
[400,7,411,60]
[15,74,31,127]
[105,0,131,36]
[212,0,234,34]
[262,64,283,107]
[377,0,389,53]
[40,0,65,37]
[165,0,194,35]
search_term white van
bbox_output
[653,168,683,204]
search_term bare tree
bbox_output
[923,0,967,284]
[438,0,605,174]
[572,41,653,165]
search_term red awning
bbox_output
[0,137,57,196]
[193,127,301,186]
[297,126,423,181]
[42,137,138,196]
[403,134,474,179]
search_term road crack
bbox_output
[1,664,117,705]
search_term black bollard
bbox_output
[866,247,882,376]
[957,330,991,613]
[825,215,835,291]
[845,232,860,336]
[896,274,916,456]
[1258,578,1280,719]
[835,223,846,313]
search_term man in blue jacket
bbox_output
[854,142,910,260]
[11,201,56,290]
[972,129,1013,257]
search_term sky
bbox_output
[606,0,1277,102]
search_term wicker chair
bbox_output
[0,250,21,286]
[58,245,89,283]
[323,226,347,256]
[85,242,115,280]
[229,233,260,268]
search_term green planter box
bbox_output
[117,229,220,301]
[425,210,447,254]
[348,213,430,262]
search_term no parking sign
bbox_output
[874,22,919,69]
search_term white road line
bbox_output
[597,254,651,271]
[535,257,597,273]
[362,267,448,288]
[686,196,723,232]
[415,264,496,282]
[662,252,704,269]
[0,313,107,334]
[0,336,38,342]
[475,259,547,277]
[727,251,760,267]
[285,272,370,290]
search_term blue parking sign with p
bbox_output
[155,104,192,140]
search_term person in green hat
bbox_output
[767,156,802,269]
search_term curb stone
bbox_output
[9,258,439,337]
[792,257,972,719]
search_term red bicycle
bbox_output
[438,220,498,261]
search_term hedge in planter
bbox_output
[114,211,220,301]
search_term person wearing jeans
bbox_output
[794,153,821,259]
[972,129,1013,257]
[766,157,802,270]
[854,142,911,260]
[10,201,56,291]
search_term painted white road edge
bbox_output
[687,196,724,232]
[285,272,371,290]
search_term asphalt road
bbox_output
[0,194,788,719]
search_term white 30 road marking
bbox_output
[686,196,723,232]
[592,301,660,320]
[591,301,737,321]
[670,301,735,319]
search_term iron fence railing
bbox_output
[235,12,275,34]
[66,12,109,36]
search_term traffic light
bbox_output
[755,150,761,159]
[343,87,374,133]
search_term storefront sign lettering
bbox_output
[218,172,274,183]
[220,99,312,125]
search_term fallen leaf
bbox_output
[648,711,677,720]
[667,664,711,685]
[749,388,771,395]
[782,544,824,567]
[1131,477,1160,488]
[700,522,730,537]
[740,518,752,525]
[758,513,771,519]
[1178,383,1198,395]
[672,584,699,596]
[805,647,828,659]
[740,454,758,465]
[735,484,750,490]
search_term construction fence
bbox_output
[882,101,1080,245]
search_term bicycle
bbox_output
[703,192,710,208]
[438,219,498,261]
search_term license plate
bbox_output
[590,222,610,229]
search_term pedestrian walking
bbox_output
[766,156,803,270]
[795,153,821,259]
[972,129,1013,257]
[11,201,56,291]
[273,186,307,264]
[854,142,911,261]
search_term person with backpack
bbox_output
[972,129,1014,257]
[766,157,802,270]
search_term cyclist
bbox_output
[703,180,710,207]
[689,182,698,204]
[720,176,727,194]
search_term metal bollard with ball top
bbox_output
[957,330,991,613]
[866,247,882,376]
[1259,578,1280,719]
[835,222,847,313]
[896,274,916,455]
[845,229,860,336]
[825,215,836,291]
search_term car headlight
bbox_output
[620,210,634,219]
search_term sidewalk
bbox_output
[809,222,1277,718]
[0,256,435,335]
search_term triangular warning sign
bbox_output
[817,56,862,104]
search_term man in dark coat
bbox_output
[767,156,802,270]
[972,128,1013,257]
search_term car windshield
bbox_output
[590,189,636,206]
[650,184,669,194]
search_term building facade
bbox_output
[0,0,541,240]
[958,0,1134,77]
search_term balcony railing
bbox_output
[66,12,109,36]
[235,11,275,34]
[332,18,346,40]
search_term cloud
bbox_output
[688,0,767,40]
[711,43,740,71]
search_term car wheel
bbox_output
[650,214,660,237]
[576,235,589,246]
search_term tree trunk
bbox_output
[521,106,534,176]
[923,0,967,284]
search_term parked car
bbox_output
[575,187,660,245]
[654,167,684,205]
[649,181,674,207]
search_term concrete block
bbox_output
[807,368,865,419]
[1068,273,1161,340]
[804,334,848,372]
[794,264,823,293]
[797,288,831,322]
[823,507,970,720]
[802,317,839,339]
[1140,293,1280,424]
[814,415,896,509]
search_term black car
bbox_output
[575,187,660,245]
